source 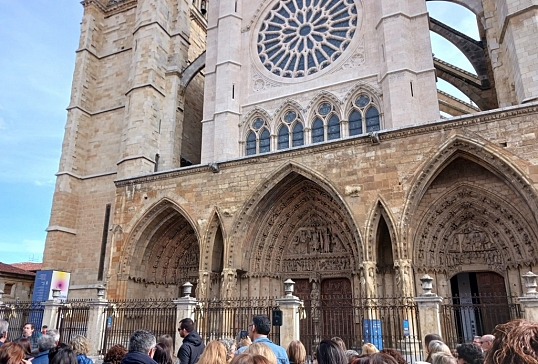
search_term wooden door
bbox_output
[475,272,510,334]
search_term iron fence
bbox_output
[195,297,281,345]
[101,299,177,355]
[0,301,44,341]
[300,296,422,363]
[441,294,522,349]
[56,300,91,344]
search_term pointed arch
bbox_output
[120,198,200,285]
[240,107,273,132]
[425,0,483,17]
[273,99,306,121]
[200,207,227,272]
[306,90,343,123]
[401,134,538,259]
[229,162,363,272]
[342,81,383,111]
[364,198,400,262]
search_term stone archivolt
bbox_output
[414,183,538,276]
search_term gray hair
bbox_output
[219,338,236,354]
[431,352,457,364]
[47,329,60,343]
[0,320,8,336]
[38,333,57,351]
[128,330,156,354]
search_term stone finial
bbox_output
[522,271,538,296]
[182,282,193,298]
[420,274,435,296]
[96,285,106,300]
[51,288,61,301]
[284,279,295,297]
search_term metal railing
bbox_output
[300,296,422,363]
[57,300,91,344]
[101,299,177,355]
[441,294,522,348]
[195,297,281,344]
[0,301,44,341]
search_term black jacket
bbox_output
[121,351,158,364]
[177,331,205,364]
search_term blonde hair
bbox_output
[71,335,90,355]
[287,340,306,364]
[426,340,451,362]
[198,341,227,364]
[245,343,277,364]
[231,353,272,364]
[432,353,457,364]
[361,343,379,355]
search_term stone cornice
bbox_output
[114,103,538,188]
[81,0,138,16]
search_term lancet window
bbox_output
[246,117,271,156]
[348,94,380,136]
[312,102,340,144]
[277,110,304,150]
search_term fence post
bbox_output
[0,290,5,320]
[414,275,443,356]
[42,289,63,330]
[86,286,108,356]
[276,279,302,350]
[173,283,199,350]
[518,271,538,322]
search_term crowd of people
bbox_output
[1,317,537,364]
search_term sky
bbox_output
[0,2,478,264]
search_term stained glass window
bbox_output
[327,114,341,140]
[278,125,290,150]
[312,118,324,143]
[259,129,271,153]
[246,132,256,155]
[292,122,304,147]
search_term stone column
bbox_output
[42,289,63,330]
[276,279,303,350]
[174,283,200,350]
[414,275,443,359]
[518,271,538,322]
[86,286,109,356]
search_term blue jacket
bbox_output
[77,354,94,364]
[32,350,50,364]
[236,337,290,364]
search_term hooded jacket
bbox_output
[177,331,205,364]
[121,351,158,364]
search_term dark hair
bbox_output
[456,343,483,364]
[379,349,407,364]
[50,348,78,364]
[23,323,35,330]
[425,334,442,349]
[485,319,538,364]
[315,339,347,364]
[17,338,32,357]
[49,344,71,362]
[252,315,271,336]
[179,318,195,333]
[103,344,128,364]
[154,343,173,364]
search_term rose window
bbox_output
[257,0,358,78]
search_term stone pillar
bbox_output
[174,283,200,350]
[276,279,303,350]
[86,286,109,356]
[0,290,5,320]
[518,271,538,322]
[42,289,64,330]
[414,275,443,359]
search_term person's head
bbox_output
[128,330,157,356]
[249,315,271,338]
[219,338,237,363]
[157,334,174,351]
[38,334,57,352]
[472,337,482,348]
[0,342,25,364]
[153,343,173,364]
[485,319,538,364]
[42,326,48,334]
[315,339,347,364]
[332,337,346,351]
[103,344,128,364]
[179,318,195,338]
[22,323,35,338]
[17,338,32,357]
[47,329,61,345]
[479,335,494,352]
[245,343,277,364]
[428,341,451,357]
[70,335,90,355]
[379,349,407,364]
[345,350,359,364]
[287,340,306,364]
[361,343,379,355]
[456,343,483,364]
[0,320,8,341]
[367,353,398,364]
[197,340,227,364]
[424,334,443,352]
[431,353,457,364]
[50,347,78,364]
[231,353,272,364]
[239,337,252,348]
[49,344,70,362]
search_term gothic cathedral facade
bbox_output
[44,0,538,320]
